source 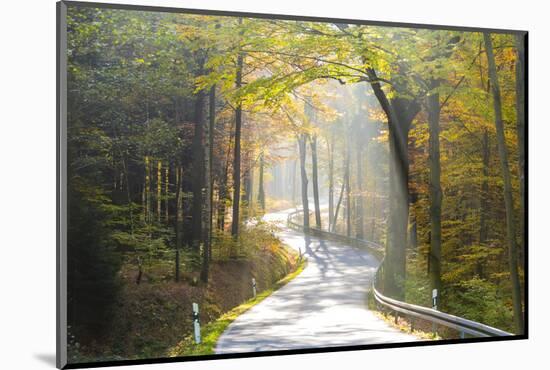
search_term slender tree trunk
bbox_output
[427,84,443,300]
[218,128,233,231]
[291,156,297,206]
[514,34,526,267]
[164,165,169,221]
[218,172,227,231]
[121,156,134,234]
[484,33,524,334]
[191,87,206,251]
[310,135,321,229]
[201,85,216,283]
[298,134,309,230]
[332,181,345,233]
[478,129,490,279]
[231,21,244,238]
[248,161,254,209]
[327,134,335,230]
[355,129,365,239]
[242,154,252,217]
[371,175,377,241]
[345,135,351,238]
[258,152,266,210]
[145,156,151,223]
[175,165,182,282]
[157,160,162,223]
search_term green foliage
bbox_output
[444,278,514,332]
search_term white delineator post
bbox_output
[192,302,201,344]
[252,278,257,299]
[432,289,438,335]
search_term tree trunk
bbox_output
[345,134,351,238]
[218,128,232,231]
[242,154,252,217]
[157,160,162,223]
[310,135,322,229]
[144,156,151,223]
[258,152,266,210]
[201,85,215,283]
[191,87,206,251]
[367,68,419,300]
[355,128,365,239]
[164,165,169,222]
[298,134,309,230]
[231,22,244,238]
[370,175,377,241]
[327,134,335,231]
[332,181,345,233]
[514,34,526,266]
[175,166,182,282]
[478,129,490,279]
[484,33,524,334]
[427,84,443,300]
[291,156,297,206]
[121,156,134,234]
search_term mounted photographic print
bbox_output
[57,1,528,368]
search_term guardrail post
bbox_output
[192,302,201,344]
[432,289,438,336]
[252,278,257,299]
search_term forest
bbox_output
[65,4,526,362]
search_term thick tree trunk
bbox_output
[258,152,266,210]
[427,85,443,300]
[231,27,244,238]
[298,134,309,230]
[484,33,524,334]
[310,135,322,229]
[367,68,419,299]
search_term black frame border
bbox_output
[57,1,529,369]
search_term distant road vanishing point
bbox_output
[215,206,419,354]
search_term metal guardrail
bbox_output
[286,210,384,259]
[287,209,513,338]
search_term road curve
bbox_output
[215,207,419,354]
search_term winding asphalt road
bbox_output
[215,207,419,354]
